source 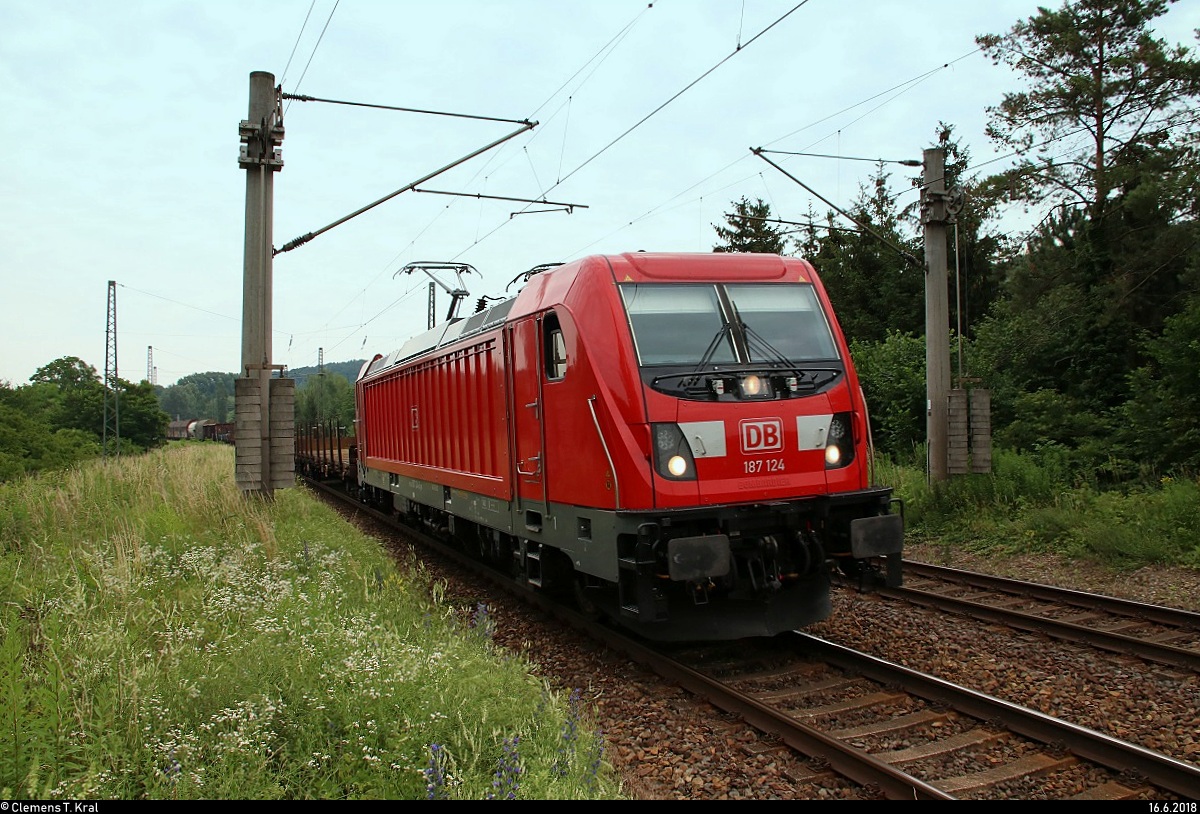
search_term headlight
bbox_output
[824,412,855,469]
[651,423,697,481]
[739,374,773,399]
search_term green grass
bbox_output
[874,448,1200,570]
[0,445,620,800]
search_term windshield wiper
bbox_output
[686,322,735,384]
[743,323,799,370]
[727,301,799,371]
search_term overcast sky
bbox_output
[3,0,1197,387]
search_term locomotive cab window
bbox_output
[544,313,567,380]
[620,282,837,367]
[726,283,838,362]
[621,284,735,366]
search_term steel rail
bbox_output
[801,634,1200,799]
[879,561,1200,672]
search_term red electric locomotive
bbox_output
[354,252,903,641]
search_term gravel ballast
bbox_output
[487,544,1200,799]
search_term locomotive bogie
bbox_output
[358,464,847,639]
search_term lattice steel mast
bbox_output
[103,280,119,460]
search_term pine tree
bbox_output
[712,196,789,254]
[977,0,1199,227]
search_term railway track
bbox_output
[299,474,1200,800]
[661,635,1200,800]
[847,561,1200,672]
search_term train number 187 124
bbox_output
[744,458,785,474]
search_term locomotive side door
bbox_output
[507,316,547,520]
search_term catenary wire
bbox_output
[444,0,814,264]
[279,0,317,89]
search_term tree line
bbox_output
[0,357,361,481]
[713,0,1200,484]
[0,357,166,480]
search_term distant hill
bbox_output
[155,360,367,422]
[287,360,368,387]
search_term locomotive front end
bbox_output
[595,252,903,639]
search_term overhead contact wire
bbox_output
[457,0,812,258]
[555,0,812,189]
[279,0,317,89]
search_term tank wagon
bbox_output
[353,252,903,641]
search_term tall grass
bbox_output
[874,448,1200,569]
[0,445,620,800]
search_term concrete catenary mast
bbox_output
[236,71,294,497]
[922,147,951,483]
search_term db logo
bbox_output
[740,418,783,453]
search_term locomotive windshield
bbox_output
[621,284,737,365]
[621,282,837,367]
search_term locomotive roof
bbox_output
[360,296,517,380]
[358,252,815,381]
